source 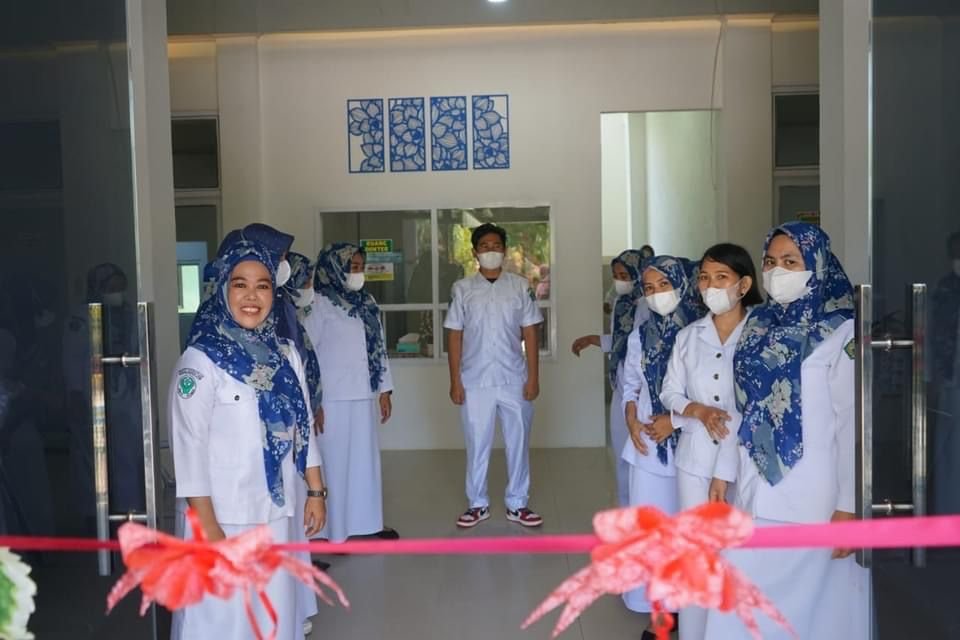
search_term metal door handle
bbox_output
[855,284,928,569]
[89,302,160,576]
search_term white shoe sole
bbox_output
[456,510,491,528]
[506,513,543,527]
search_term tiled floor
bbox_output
[306,448,656,640]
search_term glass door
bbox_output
[863,2,960,637]
[0,1,165,637]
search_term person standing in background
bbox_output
[572,249,650,507]
[304,243,398,543]
[658,243,761,640]
[445,223,544,529]
[619,255,705,640]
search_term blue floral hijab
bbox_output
[279,252,323,412]
[186,240,311,507]
[608,250,644,387]
[734,222,854,486]
[640,255,706,464]
[314,243,387,392]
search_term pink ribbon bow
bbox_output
[523,503,794,640]
[106,508,350,640]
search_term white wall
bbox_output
[168,18,815,449]
[601,113,631,258]
[645,110,718,259]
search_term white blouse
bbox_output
[302,295,394,402]
[718,319,856,524]
[660,312,749,481]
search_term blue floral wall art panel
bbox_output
[472,94,510,170]
[430,96,468,171]
[347,99,385,173]
[388,97,426,172]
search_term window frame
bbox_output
[771,88,820,226]
[316,204,556,364]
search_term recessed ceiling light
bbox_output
[488,0,508,3]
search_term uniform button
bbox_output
[713,373,719,380]
[714,395,720,402]
[715,353,722,359]
[234,395,240,401]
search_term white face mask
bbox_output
[702,279,743,316]
[763,267,813,305]
[275,260,292,288]
[477,251,504,271]
[613,279,635,296]
[953,259,960,278]
[292,287,315,308]
[646,290,681,316]
[102,292,124,307]
[344,272,365,291]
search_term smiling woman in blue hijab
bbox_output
[571,249,650,507]
[170,238,326,640]
[302,242,397,543]
[703,222,869,640]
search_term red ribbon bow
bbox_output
[523,503,795,639]
[105,508,350,640]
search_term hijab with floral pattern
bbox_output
[279,252,323,411]
[640,255,706,464]
[314,243,387,392]
[608,250,645,387]
[186,239,311,507]
[734,222,854,486]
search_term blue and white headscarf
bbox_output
[734,222,854,486]
[186,239,311,507]
[608,250,644,387]
[280,252,323,411]
[314,243,387,392]
[640,255,706,465]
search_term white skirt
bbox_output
[171,514,302,640]
[703,518,870,640]
[317,398,384,543]
[621,465,679,613]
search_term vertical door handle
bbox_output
[854,284,929,570]
[855,285,874,569]
[89,302,158,577]
[88,303,112,575]
[909,284,927,568]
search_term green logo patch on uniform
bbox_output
[844,338,856,360]
[528,287,537,302]
[177,374,197,399]
[176,367,203,399]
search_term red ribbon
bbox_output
[523,503,792,640]
[4,509,960,639]
[104,509,349,640]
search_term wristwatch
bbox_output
[307,488,328,499]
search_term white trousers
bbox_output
[609,389,630,507]
[622,466,679,613]
[461,384,533,511]
[171,514,302,640]
[703,518,870,640]
[675,470,711,640]
[317,398,384,543]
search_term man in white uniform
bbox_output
[445,223,544,528]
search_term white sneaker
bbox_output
[303,620,313,636]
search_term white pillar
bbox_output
[819,0,871,285]
[126,0,178,432]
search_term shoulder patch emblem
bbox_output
[844,338,856,360]
[176,367,203,399]
[528,287,537,302]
